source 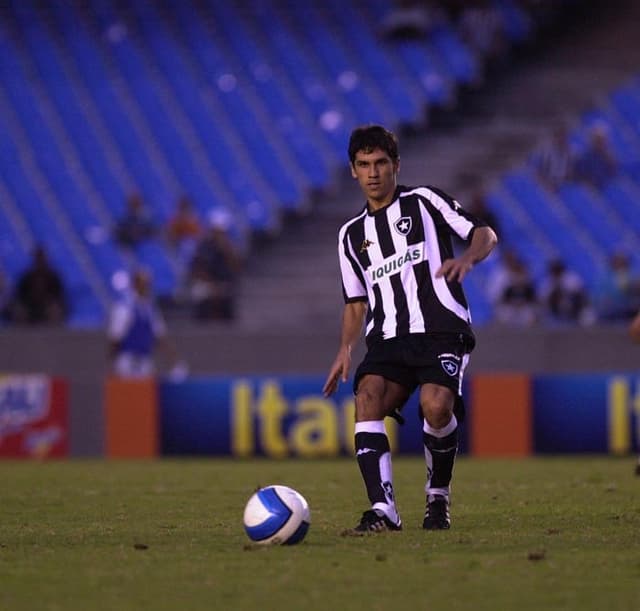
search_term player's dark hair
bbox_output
[348,125,399,164]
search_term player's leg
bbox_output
[351,374,409,532]
[420,382,457,530]
[414,336,471,530]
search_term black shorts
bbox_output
[353,333,472,397]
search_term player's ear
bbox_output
[394,157,400,174]
[350,163,357,179]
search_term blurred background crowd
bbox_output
[0,0,639,336]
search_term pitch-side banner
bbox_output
[158,373,640,457]
[159,374,464,457]
[533,373,640,454]
[0,375,69,458]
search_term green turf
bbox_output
[1,457,639,611]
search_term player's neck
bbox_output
[367,190,397,212]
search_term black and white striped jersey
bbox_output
[338,184,487,346]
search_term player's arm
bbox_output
[630,310,640,343]
[323,300,367,397]
[437,226,498,283]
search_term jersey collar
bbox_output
[365,185,403,216]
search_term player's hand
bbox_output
[436,257,473,283]
[322,347,351,397]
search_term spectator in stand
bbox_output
[574,123,618,188]
[592,252,640,321]
[538,259,594,326]
[8,244,67,325]
[114,192,156,248]
[167,195,202,252]
[490,250,538,326]
[108,268,186,379]
[188,209,241,321]
[166,195,202,271]
[530,124,575,190]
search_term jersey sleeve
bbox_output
[425,186,487,241]
[338,224,367,303]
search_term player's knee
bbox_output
[420,384,455,425]
[421,395,455,429]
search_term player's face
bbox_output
[351,148,399,208]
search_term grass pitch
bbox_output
[1,457,639,611]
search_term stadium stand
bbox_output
[488,76,640,296]
[2,0,637,330]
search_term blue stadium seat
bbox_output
[202,1,336,189]
[321,0,424,126]
[0,193,29,279]
[499,170,604,285]
[364,0,458,105]
[580,109,640,179]
[609,82,640,139]
[429,24,481,87]
[600,176,640,235]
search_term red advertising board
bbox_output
[0,375,69,458]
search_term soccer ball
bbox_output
[243,485,310,545]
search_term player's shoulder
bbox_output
[399,184,456,201]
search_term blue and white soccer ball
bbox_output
[243,485,310,545]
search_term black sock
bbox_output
[423,416,458,502]
[354,422,398,522]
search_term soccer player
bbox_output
[108,269,185,379]
[323,125,498,532]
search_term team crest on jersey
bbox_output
[394,216,412,236]
[439,353,460,377]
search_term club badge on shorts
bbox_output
[438,353,460,376]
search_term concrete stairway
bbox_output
[235,176,359,332]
